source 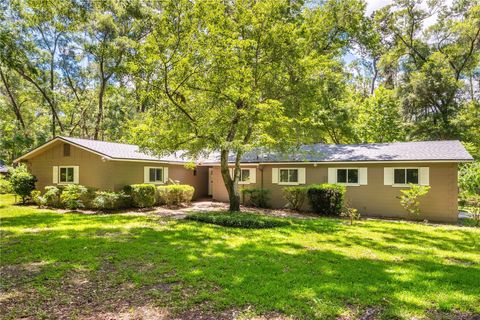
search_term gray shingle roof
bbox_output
[44,137,473,164]
[60,136,190,162]
[203,140,473,163]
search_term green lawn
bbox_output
[1,194,479,319]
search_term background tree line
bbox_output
[1,0,478,162]
[0,0,479,207]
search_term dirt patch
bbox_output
[426,309,480,320]
[83,305,171,320]
[41,200,320,220]
[176,306,294,320]
[337,305,382,320]
[445,257,476,266]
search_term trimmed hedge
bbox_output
[37,186,62,207]
[307,184,346,215]
[60,184,93,210]
[186,212,290,229]
[92,191,131,210]
[157,185,195,205]
[241,188,269,208]
[283,186,308,211]
[128,184,156,208]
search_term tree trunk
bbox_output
[370,57,378,95]
[94,79,106,140]
[0,68,26,130]
[220,149,241,212]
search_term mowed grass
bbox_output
[1,194,479,319]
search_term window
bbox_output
[63,143,70,157]
[279,169,298,183]
[394,168,418,184]
[239,169,250,182]
[336,169,359,184]
[59,167,74,183]
[149,168,163,182]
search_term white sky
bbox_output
[365,0,393,15]
[364,0,454,27]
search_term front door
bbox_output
[208,168,213,196]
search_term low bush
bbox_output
[60,184,91,210]
[30,190,41,204]
[341,205,361,225]
[459,191,480,207]
[459,161,480,195]
[129,184,156,208]
[283,186,308,211]
[157,184,195,205]
[9,164,37,204]
[186,212,290,229]
[307,184,346,215]
[241,188,269,208]
[92,191,130,210]
[37,186,62,207]
[0,175,12,194]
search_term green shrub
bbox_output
[459,191,480,207]
[31,190,41,205]
[92,191,130,210]
[241,188,269,208]
[60,184,90,210]
[9,164,37,204]
[307,184,346,215]
[459,161,480,195]
[37,186,62,207]
[157,184,195,205]
[0,175,12,194]
[283,186,308,211]
[186,212,289,229]
[130,184,156,208]
[399,184,431,216]
[341,204,361,225]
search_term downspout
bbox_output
[259,165,264,190]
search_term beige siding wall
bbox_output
[27,141,114,191]
[109,161,209,199]
[211,163,459,223]
[26,142,208,199]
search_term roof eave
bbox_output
[201,159,474,165]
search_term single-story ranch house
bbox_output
[14,136,473,223]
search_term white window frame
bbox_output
[392,167,419,187]
[239,169,251,184]
[335,168,360,186]
[148,167,164,184]
[58,166,75,184]
[278,168,299,185]
[230,168,256,185]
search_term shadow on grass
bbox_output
[1,212,479,319]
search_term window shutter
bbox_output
[144,167,150,183]
[163,167,169,183]
[52,166,58,184]
[419,167,429,186]
[328,168,336,184]
[272,168,278,183]
[359,168,368,185]
[384,168,393,185]
[73,166,79,184]
[298,168,306,184]
[249,168,256,183]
